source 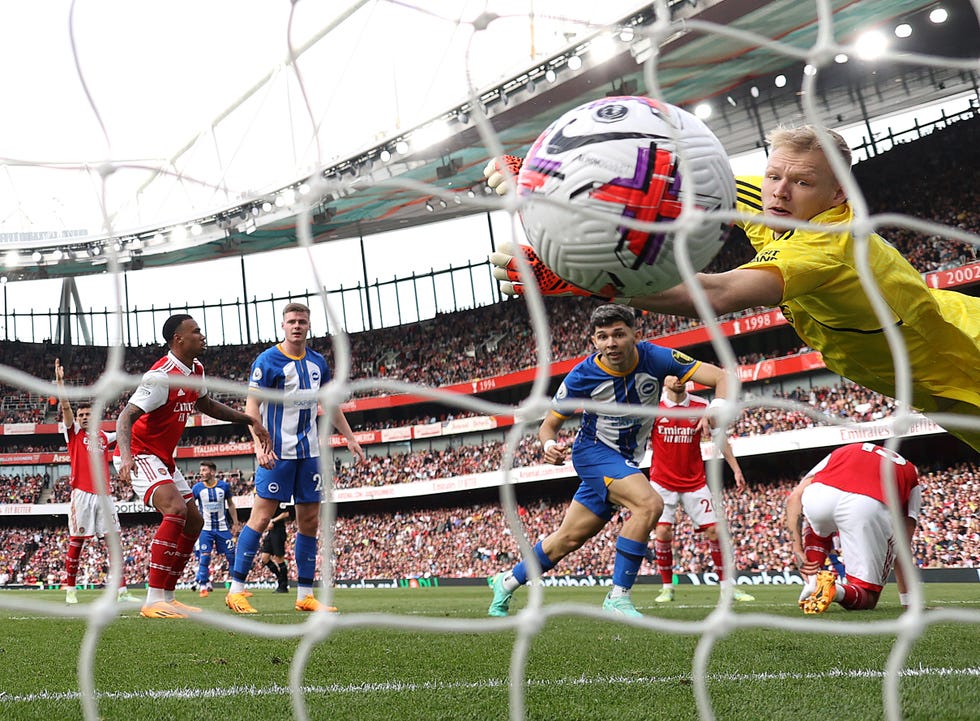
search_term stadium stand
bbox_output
[0,114,977,589]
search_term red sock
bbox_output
[655,539,673,584]
[65,536,86,587]
[165,531,200,592]
[840,583,879,610]
[148,515,185,590]
[708,538,725,581]
[803,527,834,567]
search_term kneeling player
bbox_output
[785,443,920,613]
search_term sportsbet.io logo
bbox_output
[594,103,629,122]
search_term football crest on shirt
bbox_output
[252,367,263,381]
[634,373,661,405]
[638,377,658,397]
[310,369,320,383]
[671,350,695,365]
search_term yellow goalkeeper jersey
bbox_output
[734,176,980,449]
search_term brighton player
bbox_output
[647,375,754,603]
[488,304,731,618]
[191,461,239,597]
[115,314,273,619]
[486,125,980,453]
[55,359,139,604]
[786,442,920,613]
[225,302,366,614]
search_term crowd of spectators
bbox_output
[0,459,975,587]
[0,378,921,497]
[0,474,46,504]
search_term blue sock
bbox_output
[196,553,211,584]
[295,533,318,587]
[612,537,647,590]
[512,541,556,585]
[231,525,261,583]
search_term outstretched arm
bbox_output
[197,395,272,455]
[54,359,74,427]
[629,267,785,317]
[483,154,785,314]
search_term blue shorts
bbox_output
[571,440,643,521]
[197,529,234,557]
[255,457,322,503]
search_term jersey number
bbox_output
[860,442,907,466]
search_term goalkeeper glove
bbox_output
[490,242,620,300]
[483,155,523,196]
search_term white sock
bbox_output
[297,585,313,601]
[229,580,245,594]
[164,589,175,602]
[608,584,631,599]
[502,572,521,592]
[146,587,165,604]
[799,577,817,603]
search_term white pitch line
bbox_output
[1,666,979,705]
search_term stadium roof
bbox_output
[2,0,977,281]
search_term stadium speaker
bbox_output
[436,158,462,179]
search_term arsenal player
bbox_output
[55,359,139,605]
[787,442,920,613]
[114,314,272,619]
[647,375,754,603]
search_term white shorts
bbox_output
[113,454,192,507]
[650,480,717,530]
[68,488,121,538]
[802,482,896,590]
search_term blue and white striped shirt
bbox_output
[552,342,700,464]
[192,480,234,532]
[249,344,329,459]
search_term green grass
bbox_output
[0,584,978,721]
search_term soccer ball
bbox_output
[516,96,736,297]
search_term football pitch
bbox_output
[0,584,978,721]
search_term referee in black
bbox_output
[259,502,293,593]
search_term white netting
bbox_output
[0,2,978,721]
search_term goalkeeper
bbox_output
[486,126,980,452]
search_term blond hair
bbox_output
[766,125,852,168]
